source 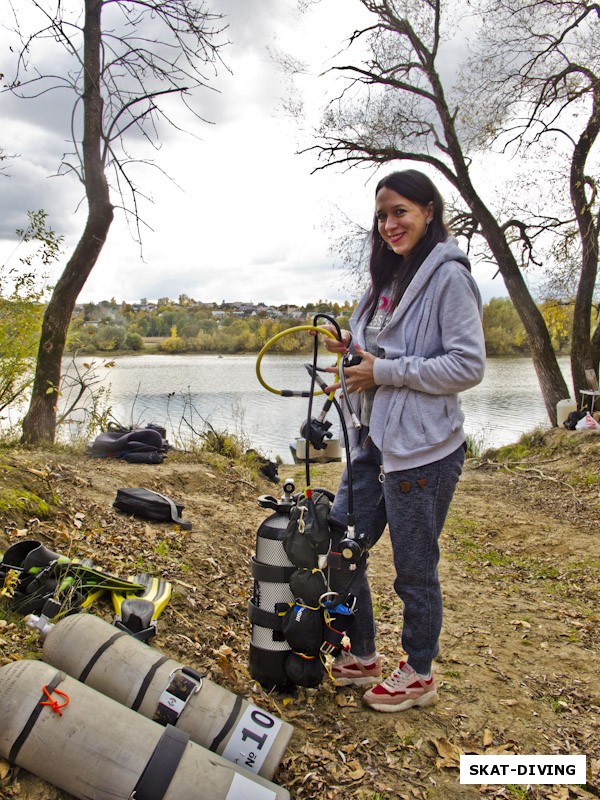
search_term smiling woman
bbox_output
[375,188,433,257]
[317,168,486,712]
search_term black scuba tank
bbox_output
[248,480,297,691]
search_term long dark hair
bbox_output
[362,169,449,320]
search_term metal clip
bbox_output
[297,504,307,534]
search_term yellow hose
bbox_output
[255,325,341,398]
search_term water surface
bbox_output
[64,353,571,463]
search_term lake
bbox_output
[63,353,572,463]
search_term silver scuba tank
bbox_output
[248,479,297,691]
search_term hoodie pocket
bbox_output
[382,389,426,453]
[421,394,457,445]
[383,391,458,454]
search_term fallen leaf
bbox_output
[347,765,365,780]
[498,699,519,706]
[430,737,464,765]
[486,742,516,755]
[335,693,357,707]
[510,619,531,628]
[483,729,494,747]
[0,758,10,780]
[174,578,196,589]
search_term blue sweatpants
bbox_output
[329,428,465,675]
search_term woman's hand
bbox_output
[309,324,351,354]
[324,345,377,394]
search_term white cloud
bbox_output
[0,0,509,305]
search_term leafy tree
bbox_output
[124,332,144,351]
[95,323,126,352]
[539,301,572,354]
[304,0,600,423]
[483,298,527,354]
[5,0,225,442]
[160,335,186,353]
[0,211,62,416]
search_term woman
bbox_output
[323,169,485,713]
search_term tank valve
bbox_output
[25,598,61,639]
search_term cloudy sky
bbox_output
[0,0,509,306]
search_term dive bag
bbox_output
[113,488,192,530]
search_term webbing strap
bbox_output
[248,600,283,631]
[131,656,171,712]
[251,557,296,583]
[152,667,204,726]
[9,670,66,763]
[131,724,189,800]
[208,694,243,752]
[151,491,192,531]
[78,630,128,683]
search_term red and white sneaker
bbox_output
[362,661,438,712]
[331,649,383,687]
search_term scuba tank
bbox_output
[249,479,357,692]
[251,317,369,692]
[27,609,293,781]
[0,659,289,800]
[248,479,297,691]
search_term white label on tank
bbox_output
[226,772,277,800]
[221,705,283,775]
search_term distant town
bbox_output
[68,295,572,357]
[69,297,356,355]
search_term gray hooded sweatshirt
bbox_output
[346,238,486,472]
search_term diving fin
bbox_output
[112,572,172,641]
[1,539,145,617]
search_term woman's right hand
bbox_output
[311,324,351,354]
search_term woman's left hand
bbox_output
[324,345,377,394]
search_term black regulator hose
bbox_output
[309,314,355,528]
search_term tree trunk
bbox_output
[21,0,113,443]
[477,204,569,425]
[591,321,600,380]
[438,102,571,426]
[20,211,113,442]
[568,83,600,402]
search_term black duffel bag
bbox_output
[113,488,192,530]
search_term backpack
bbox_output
[113,488,192,530]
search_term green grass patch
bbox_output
[0,488,50,516]
[488,427,549,462]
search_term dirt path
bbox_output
[0,430,598,800]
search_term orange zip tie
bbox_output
[40,685,70,716]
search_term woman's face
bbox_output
[375,187,433,258]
